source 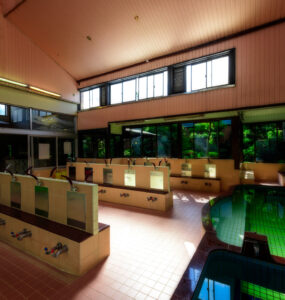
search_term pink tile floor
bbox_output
[0,190,216,299]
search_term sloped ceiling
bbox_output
[3,0,285,81]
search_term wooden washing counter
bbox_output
[98,184,172,211]
[0,204,110,276]
[170,174,221,193]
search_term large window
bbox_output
[0,104,7,116]
[110,71,168,105]
[0,134,28,174]
[243,122,285,163]
[78,129,107,158]
[182,120,232,159]
[186,55,230,92]
[81,87,100,109]
[80,49,234,109]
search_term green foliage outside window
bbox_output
[242,122,285,163]
[142,126,156,157]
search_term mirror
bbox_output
[10,181,21,209]
[35,186,49,217]
[124,169,136,187]
[103,168,113,184]
[150,171,164,190]
[67,191,86,230]
[85,167,93,182]
[69,166,76,180]
[181,163,192,177]
[205,164,216,178]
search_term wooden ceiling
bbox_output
[2,0,285,81]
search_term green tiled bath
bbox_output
[210,185,285,258]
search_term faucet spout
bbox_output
[52,245,68,257]
[16,229,32,240]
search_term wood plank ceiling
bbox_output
[2,0,285,81]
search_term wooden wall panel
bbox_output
[78,23,285,130]
[0,4,79,103]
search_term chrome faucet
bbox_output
[11,229,32,240]
[44,243,62,255]
[17,229,32,240]
[0,218,5,225]
[52,245,68,258]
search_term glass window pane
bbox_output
[147,75,154,98]
[97,138,106,158]
[111,83,122,104]
[243,124,255,162]
[124,127,142,157]
[163,71,168,96]
[212,56,229,86]
[110,135,122,158]
[255,123,277,162]
[194,122,209,158]
[207,61,212,87]
[123,138,131,157]
[139,77,147,100]
[10,106,30,129]
[80,135,93,158]
[154,73,163,97]
[209,122,219,158]
[0,104,6,116]
[182,123,195,158]
[81,91,90,110]
[90,88,100,107]
[123,79,136,102]
[192,62,206,90]
[219,119,232,158]
[157,125,171,157]
[186,65,191,92]
[0,134,28,174]
[142,126,156,157]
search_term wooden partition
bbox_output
[76,158,241,192]
[67,162,172,211]
[68,162,170,192]
[0,172,110,276]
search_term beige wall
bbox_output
[242,162,285,183]
[78,23,285,130]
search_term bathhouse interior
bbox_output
[0,0,285,299]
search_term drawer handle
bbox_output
[147,196,158,202]
[181,180,188,184]
[120,193,129,197]
[99,189,106,194]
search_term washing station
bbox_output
[0,167,110,276]
[66,159,173,211]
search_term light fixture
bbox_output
[0,77,28,87]
[30,86,61,98]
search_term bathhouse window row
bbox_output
[79,49,235,110]
[78,119,233,160]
